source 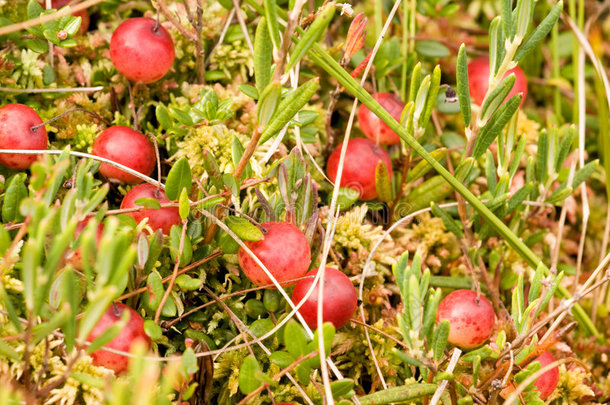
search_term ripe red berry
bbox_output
[533,351,559,400]
[92,126,156,184]
[238,221,311,287]
[467,56,528,107]
[110,17,175,83]
[326,138,392,201]
[357,93,405,145]
[66,218,104,270]
[51,0,90,34]
[0,104,47,170]
[120,183,181,234]
[291,267,357,330]
[86,303,150,374]
[436,289,495,349]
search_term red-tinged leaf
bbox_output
[344,12,367,60]
[351,50,372,78]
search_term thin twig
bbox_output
[0,86,104,93]
[154,220,188,323]
[0,0,104,36]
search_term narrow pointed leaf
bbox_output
[472,94,522,159]
[286,2,335,72]
[514,1,563,62]
[456,44,471,126]
[254,17,273,92]
[259,78,320,143]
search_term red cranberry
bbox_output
[0,104,47,170]
[110,17,175,83]
[357,93,405,145]
[436,289,495,349]
[120,183,181,234]
[66,218,104,270]
[467,57,528,107]
[326,138,392,201]
[92,126,156,184]
[291,267,357,330]
[86,303,150,374]
[533,351,559,400]
[238,221,311,287]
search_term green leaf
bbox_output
[334,187,359,211]
[408,63,422,104]
[179,188,189,220]
[254,18,273,92]
[257,82,282,127]
[514,0,533,39]
[176,274,201,291]
[32,305,71,344]
[528,263,545,304]
[263,0,281,49]
[86,306,128,354]
[480,73,516,122]
[27,0,44,19]
[250,318,274,339]
[270,351,295,368]
[263,289,281,312]
[165,157,192,201]
[259,78,320,144]
[78,288,118,342]
[0,339,19,361]
[2,173,27,223]
[239,83,259,99]
[61,268,78,351]
[514,1,563,62]
[572,160,599,189]
[182,347,199,375]
[239,356,262,395]
[146,271,164,312]
[420,65,441,130]
[431,202,463,238]
[286,3,335,72]
[202,150,224,189]
[501,0,513,39]
[63,16,82,36]
[156,104,173,129]
[24,38,49,53]
[284,320,308,358]
[306,322,335,368]
[331,379,355,400]
[224,216,264,241]
[404,175,454,212]
[144,320,163,340]
[375,160,393,202]
[488,17,502,77]
[405,148,447,183]
[433,320,450,362]
[357,384,438,404]
[536,129,549,184]
[232,136,252,180]
[472,94,522,159]
[169,225,192,266]
[422,289,441,340]
[392,349,424,367]
[456,44,471,127]
[415,40,450,58]
[134,197,161,209]
[296,362,311,385]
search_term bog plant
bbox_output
[0,0,607,403]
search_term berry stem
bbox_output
[30,108,109,132]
